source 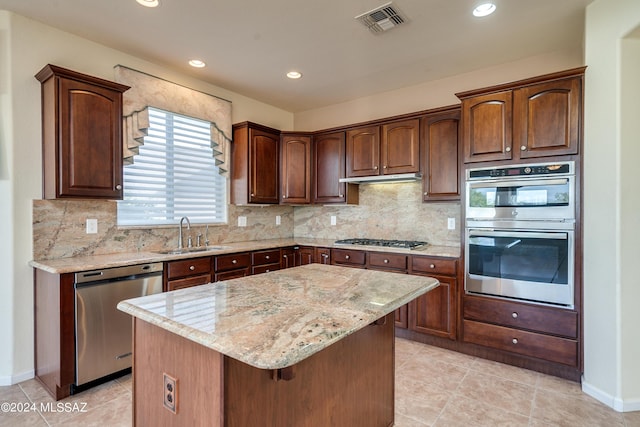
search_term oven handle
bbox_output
[467,178,569,188]
[468,229,569,240]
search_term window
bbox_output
[117,107,227,226]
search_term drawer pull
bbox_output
[505,146,511,152]
[345,255,350,260]
[265,255,270,260]
[512,338,518,344]
[266,269,270,273]
[383,259,389,264]
[430,264,435,269]
[232,259,237,264]
[512,312,518,318]
[521,145,527,151]
[189,265,195,271]
[283,255,288,258]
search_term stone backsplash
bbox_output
[33,181,460,260]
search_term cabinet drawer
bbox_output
[215,253,251,272]
[167,274,212,291]
[252,263,281,275]
[166,257,211,279]
[368,252,407,271]
[463,295,578,338]
[331,249,366,266]
[463,320,578,366]
[215,268,250,281]
[410,256,457,276]
[252,249,280,266]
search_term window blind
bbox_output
[117,107,227,226]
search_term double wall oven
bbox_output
[464,162,576,308]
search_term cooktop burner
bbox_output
[334,238,428,250]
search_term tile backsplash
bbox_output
[33,181,460,260]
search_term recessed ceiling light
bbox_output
[286,71,302,79]
[473,2,496,17]
[136,0,159,8]
[189,59,206,68]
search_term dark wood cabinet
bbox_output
[313,132,358,204]
[165,257,212,291]
[299,246,315,265]
[409,256,458,339]
[280,133,312,204]
[251,249,281,274]
[458,68,584,163]
[35,64,129,200]
[346,119,420,178]
[331,248,366,268]
[231,122,280,204]
[421,108,461,201]
[281,247,301,269]
[315,247,331,264]
[214,253,251,281]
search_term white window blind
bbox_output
[117,107,227,226]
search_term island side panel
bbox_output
[224,313,395,427]
[132,319,224,427]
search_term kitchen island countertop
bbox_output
[117,263,439,370]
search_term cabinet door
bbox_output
[315,247,331,264]
[167,274,212,291]
[281,134,311,204]
[281,247,301,268]
[249,128,279,203]
[346,126,380,177]
[299,247,315,265]
[408,275,456,340]
[462,91,513,163]
[58,77,124,199]
[514,77,581,159]
[381,119,420,175]
[422,110,460,201]
[314,132,356,204]
[395,304,408,329]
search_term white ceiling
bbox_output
[0,0,592,112]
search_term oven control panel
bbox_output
[468,162,573,180]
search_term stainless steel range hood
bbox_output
[339,172,422,184]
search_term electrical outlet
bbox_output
[447,218,455,230]
[86,219,98,234]
[330,215,337,226]
[163,373,178,414]
[276,215,281,225]
[238,216,247,227]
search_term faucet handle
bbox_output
[196,233,202,247]
[187,235,193,248]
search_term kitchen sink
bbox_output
[153,246,229,255]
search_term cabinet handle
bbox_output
[505,147,511,153]
[383,259,389,264]
[232,259,237,264]
[322,254,329,258]
[512,338,518,344]
[512,312,518,319]
[189,265,195,271]
[429,264,435,269]
[283,195,287,199]
[345,255,350,260]
[115,184,122,190]
[339,194,344,197]
[520,145,527,151]
[283,255,288,258]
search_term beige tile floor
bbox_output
[1,338,639,426]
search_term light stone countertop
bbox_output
[29,238,460,274]
[117,263,439,370]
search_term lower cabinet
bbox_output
[315,247,331,264]
[165,257,212,291]
[251,249,281,274]
[214,253,251,281]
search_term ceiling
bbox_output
[0,0,592,112]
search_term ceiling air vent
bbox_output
[355,2,408,34]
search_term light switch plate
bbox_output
[86,219,98,234]
[276,215,281,225]
[447,218,455,230]
[238,216,247,227]
[330,215,337,226]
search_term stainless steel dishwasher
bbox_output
[74,262,163,388]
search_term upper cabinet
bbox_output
[421,108,461,201]
[458,67,584,163]
[231,122,280,205]
[280,133,312,204]
[35,64,129,200]
[346,119,420,178]
[313,131,358,204]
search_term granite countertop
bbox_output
[117,263,439,370]
[29,237,460,274]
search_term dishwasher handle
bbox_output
[75,262,163,284]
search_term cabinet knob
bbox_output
[383,259,389,264]
[283,195,287,199]
[383,165,387,169]
[345,255,350,260]
[374,166,378,170]
[115,184,122,190]
[322,253,329,258]
[505,147,511,153]
[266,269,270,273]
[232,259,237,264]
[283,255,288,258]
[512,338,518,344]
[265,255,270,260]
[251,193,255,197]
[429,264,435,269]
[512,312,518,318]
[189,265,195,271]
[339,194,344,197]
[520,145,527,151]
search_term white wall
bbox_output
[582,0,640,412]
[0,11,293,385]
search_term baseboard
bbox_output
[582,377,640,412]
[0,369,34,386]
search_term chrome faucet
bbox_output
[178,216,191,249]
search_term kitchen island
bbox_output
[117,263,439,426]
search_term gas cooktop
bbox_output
[334,238,428,250]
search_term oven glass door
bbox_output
[465,229,574,307]
[466,177,574,221]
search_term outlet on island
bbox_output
[163,373,178,414]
